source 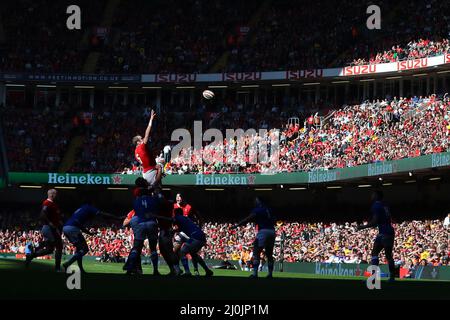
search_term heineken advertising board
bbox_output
[7,152,450,187]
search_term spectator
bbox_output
[444,213,450,229]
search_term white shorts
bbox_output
[143,169,158,185]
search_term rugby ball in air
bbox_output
[202,90,215,100]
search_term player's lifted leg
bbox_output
[173,209,213,277]
[180,241,213,277]
[62,225,89,273]
[62,202,122,273]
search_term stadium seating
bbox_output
[1,102,75,172]
[95,0,259,74]
[2,95,449,173]
[1,0,449,73]
[0,0,106,73]
[163,95,450,174]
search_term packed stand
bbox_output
[70,103,171,173]
[1,209,448,268]
[0,0,449,74]
[347,0,450,66]
[96,0,258,74]
[163,100,293,175]
[223,0,375,72]
[1,102,77,172]
[350,39,450,66]
[202,217,450,268]
[70,99,294,174]
[224,0,450,71]
[0,0,106,73]
[160,95,450,174]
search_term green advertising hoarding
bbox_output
[7,152,450,187]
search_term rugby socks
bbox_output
[193,254,210,273]
[55,249,62,271]
[388,259,395,280]
[173,264,181,274]
[64,249,85,269]
[371,256,379,266]
[181,256,190,273]
[126,249,139,271]
[192,258,199,273]
[268,260,274,276]
[77,255,85,273]
[137,255,142,272]
[252,259,260,277]
[32,246,53,258]
[150,251,159,273]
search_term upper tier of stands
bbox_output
[0,0,449,73]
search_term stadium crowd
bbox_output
[1,216,448,268]
[0,102,75,172]
[347,0,450,67]
[204,219,449,268]
[2,94,449,174]
[1,0,449,73]
[96,0,450,72]
[350,39,450,66]
[0,0,106,73]
[162,94,450,174]
[0,1,449,175]
[96,0,258,74]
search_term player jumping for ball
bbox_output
[26,189,63,272]
[231,197,276,278]
[132,109,163,188]
[356,190,396,282]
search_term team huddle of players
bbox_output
[24,111,396,281]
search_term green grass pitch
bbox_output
[0,258,449,300]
